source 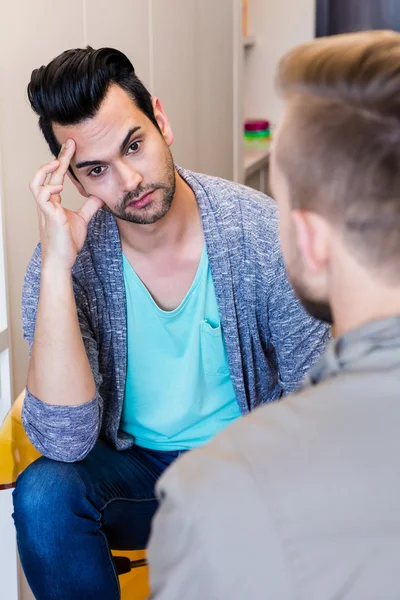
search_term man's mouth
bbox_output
[127,189,155,209]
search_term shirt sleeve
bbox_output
[21,244,103,462]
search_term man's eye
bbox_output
[127,141,141,154]
[88,166,106,178]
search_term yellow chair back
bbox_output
[0,392,41,489]
[0,392,150,599]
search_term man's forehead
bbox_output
[53,118,143,165]
[53,84,145,147]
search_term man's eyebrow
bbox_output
[75,126,142,169]
[119,126,142,153]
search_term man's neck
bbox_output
[117,171,202,255]
[332,276,400,338]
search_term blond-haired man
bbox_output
[148,31,400,600]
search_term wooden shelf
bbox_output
[244,148,270,177]
[243,35,256,49]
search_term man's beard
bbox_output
[287,254,333,325]
[107,149,176,225]
[292,284,333,325]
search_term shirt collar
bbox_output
[305,316,400,386]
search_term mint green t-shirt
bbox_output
[120,247,241,451]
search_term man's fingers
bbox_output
[36,185,64,214]
[49,139,76,186]
[29,140,74,201]
[77,196,104,225]
[30,160,60,197]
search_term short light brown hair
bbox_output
[276,30,400,277]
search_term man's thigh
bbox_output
[14,440,180,550]
[74,441,180,549]
[76,441,169,502]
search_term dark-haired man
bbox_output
[13,46,329,599]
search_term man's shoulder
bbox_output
[155,375,343,578]
[166,362,387,506]
[159,376,339,502]
[157,424,256,523]
[180,167,278,223]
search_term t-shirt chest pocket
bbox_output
[200,319,230,376]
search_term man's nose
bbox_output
[118,161,143,192]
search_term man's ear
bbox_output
[66,170,90,198]
[151,96,174,146]
[291,209,331,275]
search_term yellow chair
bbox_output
[0,392,150,600]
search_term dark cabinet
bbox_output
[316,0,400,37]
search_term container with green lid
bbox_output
[244,119,271,150]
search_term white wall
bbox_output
[244,0,316,126]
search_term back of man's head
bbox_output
[28,46,159,158]
[275,30,400,284]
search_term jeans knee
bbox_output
[13,457,87,541]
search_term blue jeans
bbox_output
[12,441,182,600]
